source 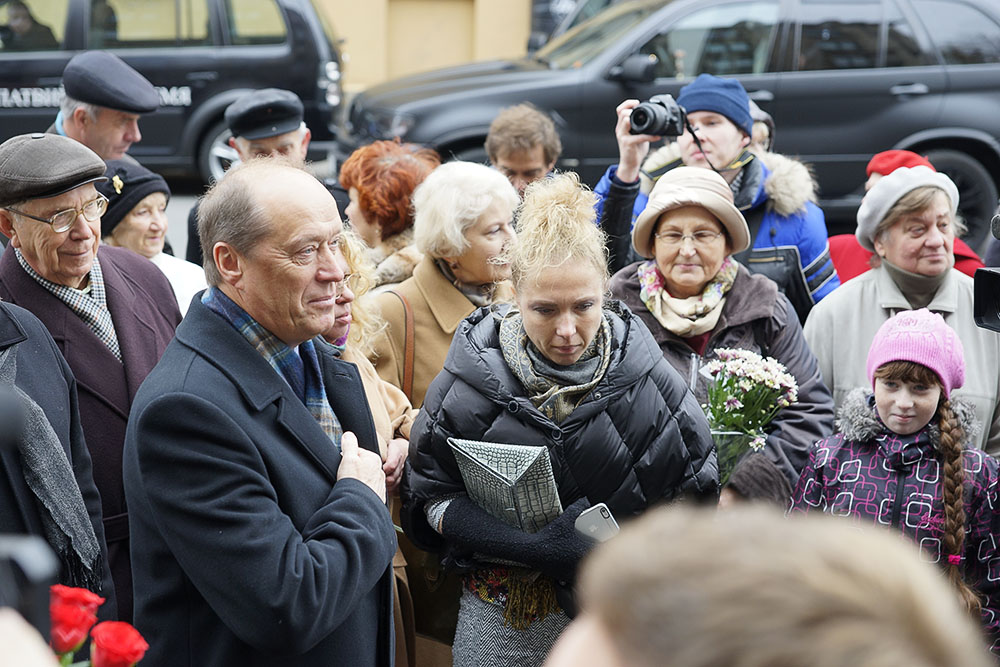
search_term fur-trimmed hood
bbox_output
[638,143,817,217]
[837,387,982,446]
[368,227,423,288]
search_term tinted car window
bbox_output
[90,0,211,48]
[796,1,880,70]
[911,0,1000,64]
[226,0,287,45]
[884,0,929,67]
[639,1,778,78]
[1,0,67,51]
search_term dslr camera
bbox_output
[629,94,686,137]
[974,212,1000,332]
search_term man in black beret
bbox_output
[186,88,348,264]
[0,132,181,623]
[48,51,159,161]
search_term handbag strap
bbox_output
[388,290,415,401]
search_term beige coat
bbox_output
[803,266,1000,454]
[369,255,512,408]
[340,345,416,457]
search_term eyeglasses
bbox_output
[654,229,724,247]
[4,194,109,233]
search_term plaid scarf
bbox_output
[15,248,121,361]
[202,287,342,448]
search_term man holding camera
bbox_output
[596,74,838,321]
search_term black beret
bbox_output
[225,88,303,140]
[0,134,107,207]
[95,159,171,237]
[63,51,159,114]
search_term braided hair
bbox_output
[874,360,981,615]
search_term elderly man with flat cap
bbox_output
[125,157,395,666]
[48,50,159,161]
[186,88,345,265]
[0,133,181,622]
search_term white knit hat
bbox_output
[855,166,959,252]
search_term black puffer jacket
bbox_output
[402,301,718,552]
[610,262,834,487]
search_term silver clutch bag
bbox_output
[448,437,563,534]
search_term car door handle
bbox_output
[186,71,219,82]
[747,89,774,102]
[890,83,929,96]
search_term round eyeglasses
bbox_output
[4,194,109,233]
[654,229,724,248]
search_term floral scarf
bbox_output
[637,257,738,337]
[498,310,612,424]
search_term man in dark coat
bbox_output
[124,158,396,666]
[0,133,181,622]
[0,300,116,619]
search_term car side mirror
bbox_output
[608,53,657,83]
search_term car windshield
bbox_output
[536,0,666,69]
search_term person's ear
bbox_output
[872,235,887,258]
[70,106,92,130]
[0,210,17,247]
[213,241,246,287]
[299,128,312,159]
[739,131,751,149]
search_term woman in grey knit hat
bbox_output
[803,166,1000,456]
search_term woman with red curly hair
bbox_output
[340,140,440,289]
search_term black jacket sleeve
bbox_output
[598,172,642,275]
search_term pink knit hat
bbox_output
[866,309,965,397]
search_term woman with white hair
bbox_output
[804,166,1000,453]
[370,161,518,408]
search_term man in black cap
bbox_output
[0,133,181,622]
[49,50,159,161]
[186,88,344,265]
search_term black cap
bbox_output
[95,159,171,236]
[63,51,159,114]
[225,89,304,140]
[0,134,107,207]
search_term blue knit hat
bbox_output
[677,74,753,136]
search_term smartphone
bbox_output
[575,503,620,542]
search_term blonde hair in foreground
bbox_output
[578,506,991,667]
[337,228,385,357]
[511,172,608,289]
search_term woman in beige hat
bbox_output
[610,166,833,492]
[804,166,1000,455]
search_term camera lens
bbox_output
[600,508,609,517]
[629,102,663,135]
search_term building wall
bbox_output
[318,0,531,93]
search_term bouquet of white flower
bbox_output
[701,348,798,485]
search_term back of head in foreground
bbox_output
[554,505,990,667]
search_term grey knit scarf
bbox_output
[0,346,103,592]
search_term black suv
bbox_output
[0,0,343,182]
[338,0,1000,245]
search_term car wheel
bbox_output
[924,149,998,252]
[197,120,239,184]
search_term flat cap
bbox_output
[225,88,304,140]
[63,51,159,114]
[0,133,107,207]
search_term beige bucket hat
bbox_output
[632,166,751,259]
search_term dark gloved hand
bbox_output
[440,496,594,581]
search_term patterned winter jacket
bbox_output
[791,388,1000,655]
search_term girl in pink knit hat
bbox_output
[791,308,1000,656]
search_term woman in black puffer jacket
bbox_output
[402,173,716,667]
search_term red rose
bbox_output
[90,621,149,667]
[51,584,106,615]
[49,585,104,655]
[50,601,97,654]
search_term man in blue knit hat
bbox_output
[596,73,839,321]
